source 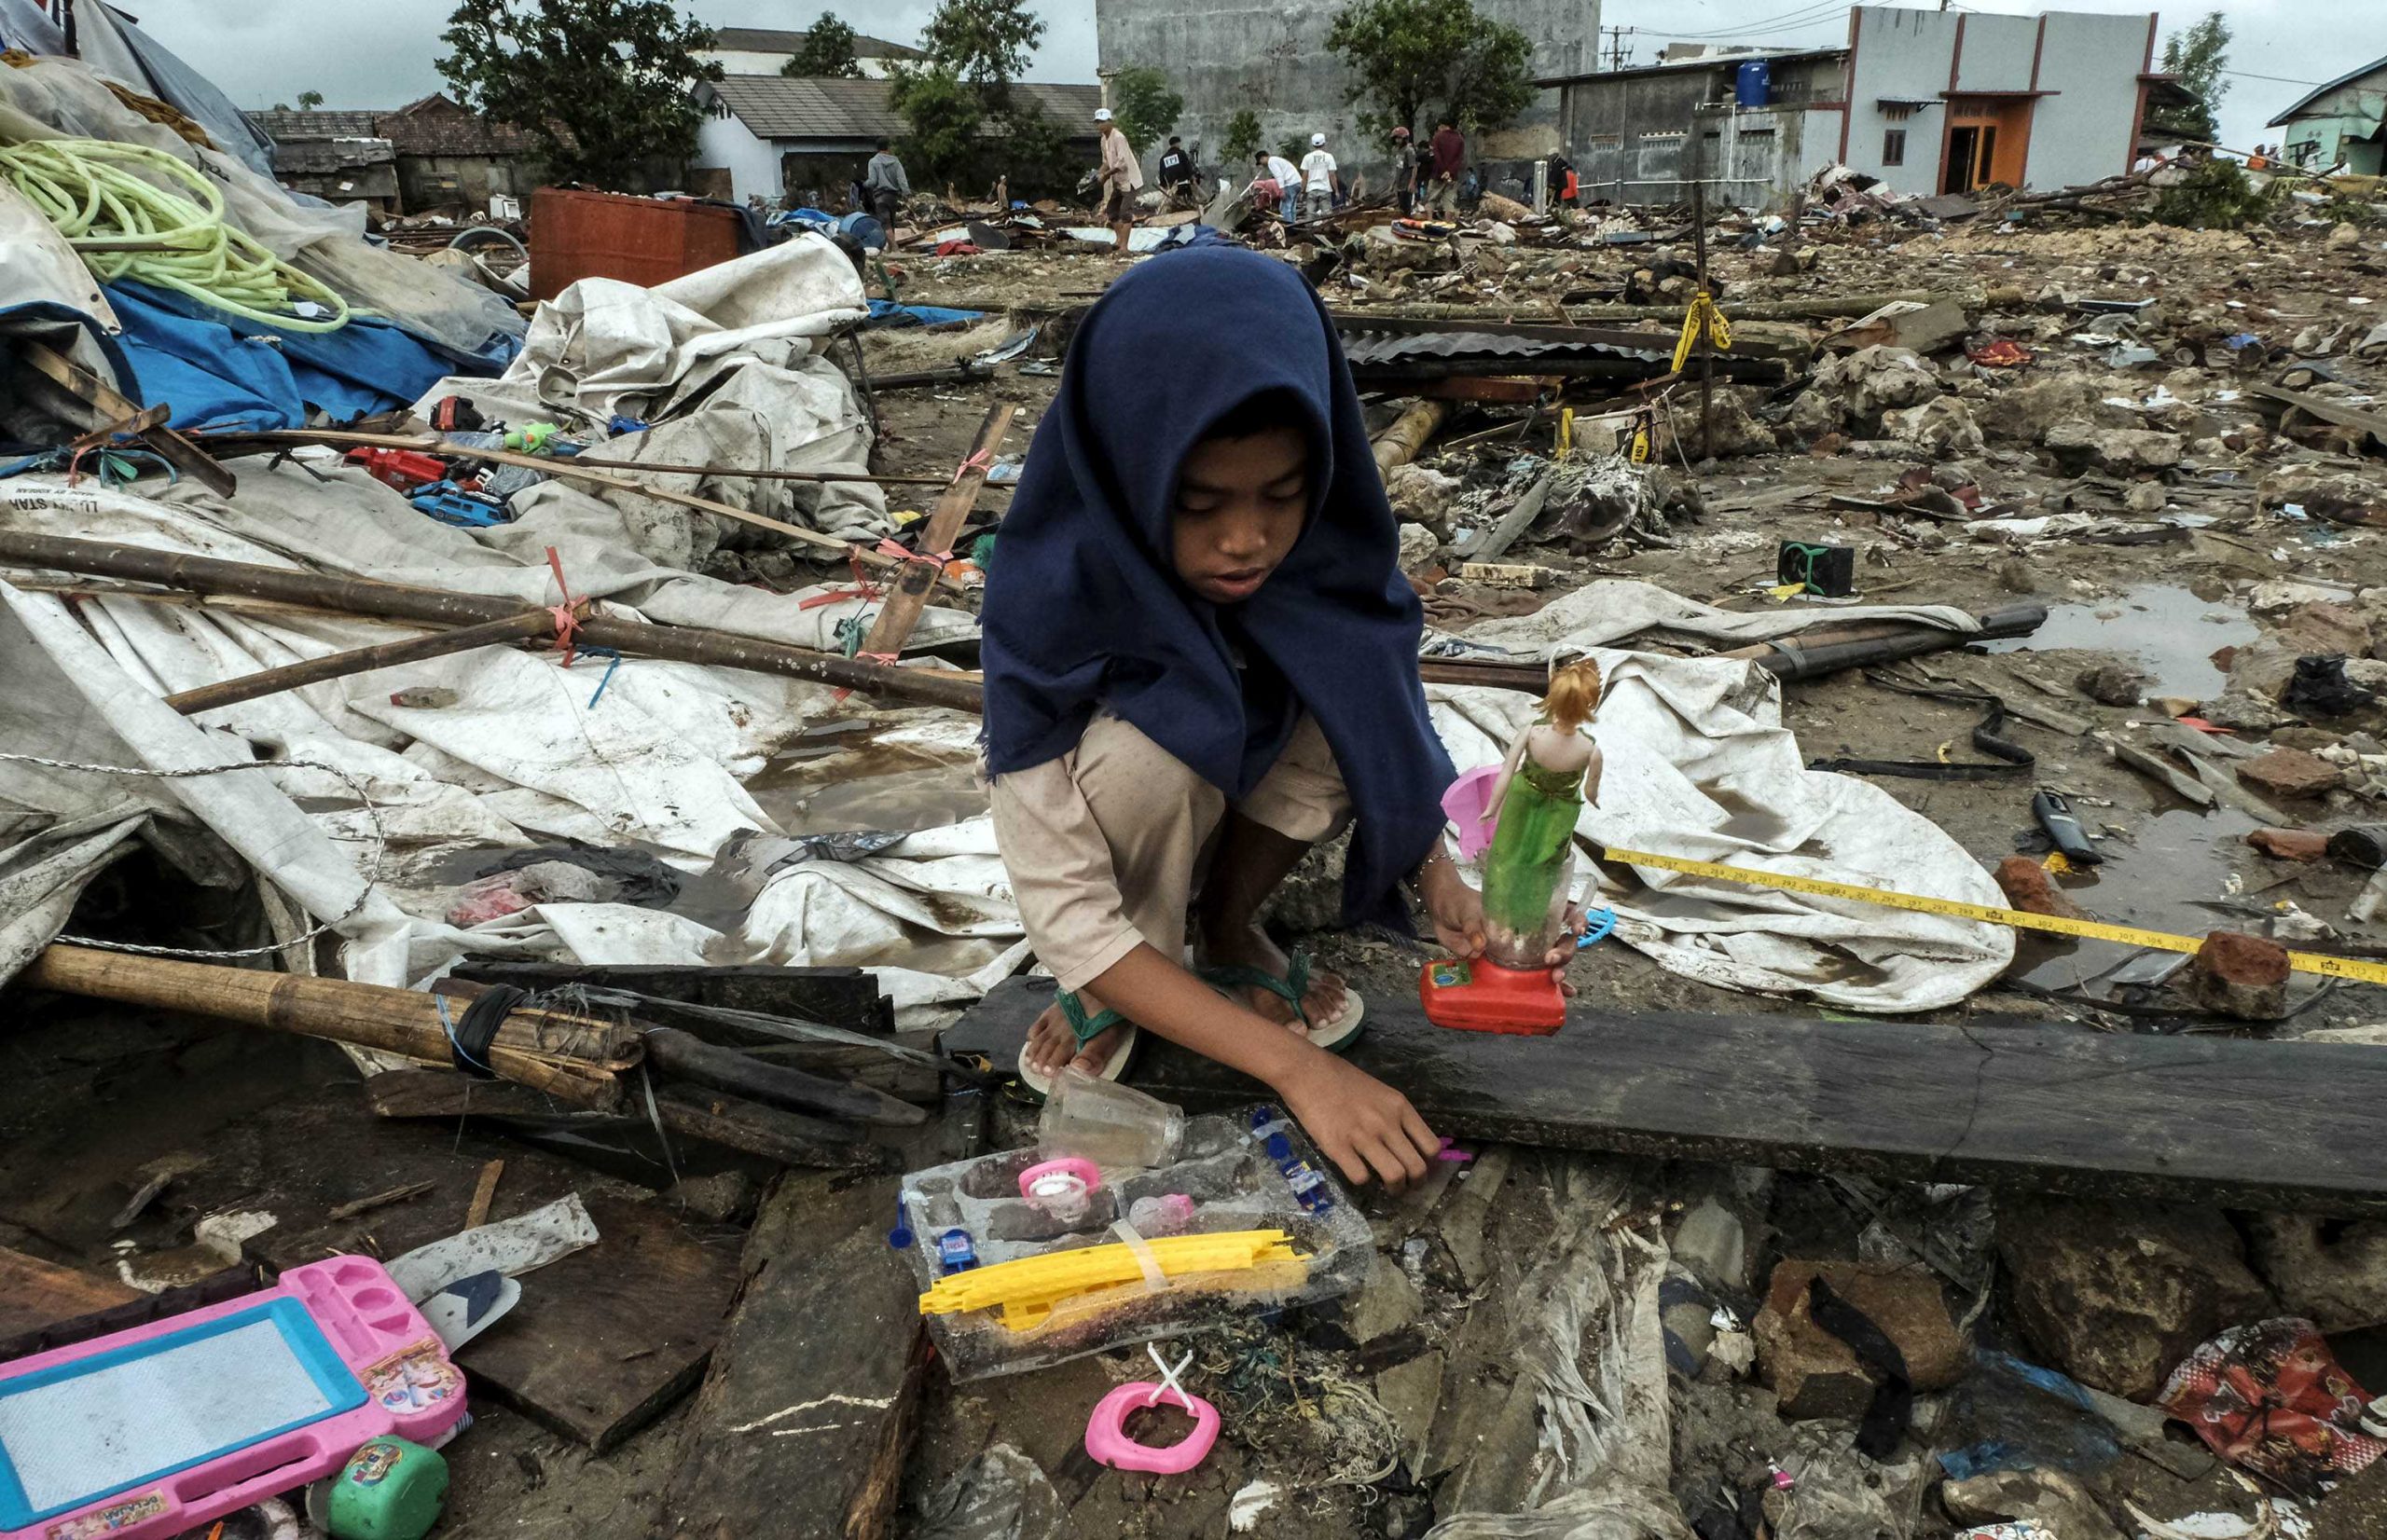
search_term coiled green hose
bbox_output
[0,137,352,332]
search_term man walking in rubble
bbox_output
[1428,117,1465,218]
[1095,106,1144,258]
[1390,125,1419,215]
[1299,132,1340,220]
[863,138,910,233]
[1156,135,1199,209]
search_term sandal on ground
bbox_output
[1200,949,1365,1053]
[1017,987,1139,1100]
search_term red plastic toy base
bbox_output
[1418,958,1566,1035]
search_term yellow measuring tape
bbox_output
[1602,846,2387,988]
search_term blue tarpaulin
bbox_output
[866,299,987,329]
[104,282,509,433]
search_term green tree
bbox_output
[918,0,1045,87]
[270,101,292,113]
[2158,11,2230,144]
[991,98,1076,197]
[1109,65,1181,157]
[887,62,985,185]
[782,12,863,78]
[437,0,719,186]
[1221,108,1262,164]
[1326,0,1534,136]
[297,89,324,110]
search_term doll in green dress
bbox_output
[1478,658,1605,970]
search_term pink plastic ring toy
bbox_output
[1083,1382,1220,1474]
[1018,1157,1101,1206]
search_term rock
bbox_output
[1373,1350,1444,1472]
[1765,247,1801,278]
[1941,1469,2126,1540]
[1976,373,2116,445]
[1347,1253,1424,1344]
[667,1171,757,1224]
[1994,856,2088,919]
[2238,747,2343,800]
[2270,726,2344,752]
[1671,1197,1748,1294]
[2188,929,2291,1021]
[1664,386,1776,460]
[2247,828,2330,861]
[1996,557,2041,595]
[2201,688,2297,732]
[2076,661,2149,706]
[1396,521,1440,572]
[2245,1214,2387,1332]
[1385,463,1464,537]
[1808,345,1941,426]
[2327,221,2363,251]
[2044,423,2186,474]
[1882,396,1986,457]
[2124,481,2170,513]
[1786,388,1840,443]
[1662,1274,1718,1374]
[1996,1194,2274,1400]
[2309,1425,2387,1540]
[2279,601,2373,657]
[1753,1260,1966,1420]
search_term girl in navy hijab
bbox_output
[983,247,1576,1189]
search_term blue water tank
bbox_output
[1735,59,1772,108]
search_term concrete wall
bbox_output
[1093,0,1589,183]
[1557,55,1844,209]
[2028,11,2155,187]
[1841,6,1959,190]
[697,112,784,203]
[1952,14,2036,93]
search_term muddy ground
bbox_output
[7,207,2387,1540]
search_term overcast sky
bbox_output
[137,0,2377,153]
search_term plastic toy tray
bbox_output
[0,1257,466,1540]
[900,1103,1373,1381]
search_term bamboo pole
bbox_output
[21,944,629,1108]
[1372,399,1451,475]
[0,532,985,713]
[186,428,959,586]
[201,428,960,487]
[162,612,554,715]
[860,404,1013,658]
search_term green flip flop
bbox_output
[1016,986,1138,1099]
[1201,948,1366,1053]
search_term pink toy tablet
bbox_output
[0,1256,466,1540]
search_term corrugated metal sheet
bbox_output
[706,76,1101,144]
[1337,322,1676,366]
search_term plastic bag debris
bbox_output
[912,1444,1061,1540]
[2157,1316,2386,1497]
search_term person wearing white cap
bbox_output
[1094,106,1144,258]
[1298,131,1339,221]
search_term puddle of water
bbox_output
[2014,804,2264,991]
[1986,584,2257,701]
[744,749,987,836]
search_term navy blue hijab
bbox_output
[982,245,1455,928]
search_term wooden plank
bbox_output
[655,1172,925,1540]
[459,1192,744,1452]
[162,612,553,715]
[0,1247,140,1340]
[858,403,1014,659]
[941,978,2387,1216]
[464,1160,504,1230]
[19,342,237,497]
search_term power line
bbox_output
[2217,69,2325,87]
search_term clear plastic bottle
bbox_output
[1039,1068,1186,1171]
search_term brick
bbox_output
[1994,856,2088,919]
[2189,929,2291,1021]
[2238,748,2342,801]
[2247,828,2330,861]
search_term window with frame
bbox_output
[1883,129,1907,166]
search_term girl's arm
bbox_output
[1082,944,1438,1189]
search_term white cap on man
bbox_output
[1311,132,1326,146]
[1094,107,1112,122]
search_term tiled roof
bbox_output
[249,109,381,139]
[705,76,1101,141]
[710,26,925,59]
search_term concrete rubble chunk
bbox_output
[2309,1428,2387,1540]
[1396,521,1439,572]
[2237,747,2343,800]
[2075,661,2148,706]
[1808,344,1942,426]
[1883,396,1986,457]
[1671,1197,1748,1294]
[2043,422,2185,474]
[1976,374,2116,445]
[1995,1194,2274,1401]
[2279,601,2374,658]
[1752,1259,1966,1421]
[2245,1213,2387,1333]
[2188,929,2291,1021]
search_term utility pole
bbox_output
[1601,25,1635,71]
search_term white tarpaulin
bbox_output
[1433,646,2011,1013]
[1436,578,1981,657]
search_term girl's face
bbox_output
[1171,425,1307,604]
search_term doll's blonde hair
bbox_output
[1544,657,1603,734]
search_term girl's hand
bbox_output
[1276,1052,1437,1189]
[1416,845,1485,957]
